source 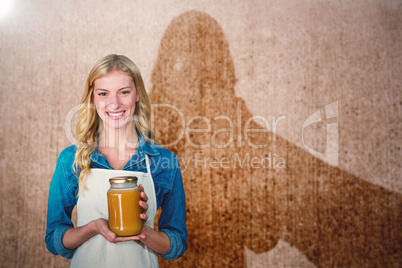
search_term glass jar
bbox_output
[107,176,143,236]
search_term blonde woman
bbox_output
[45,54,187,267]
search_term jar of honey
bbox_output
[107,176,143,236]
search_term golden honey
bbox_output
[107,177,143,236]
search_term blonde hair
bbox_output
[74,54,157,195]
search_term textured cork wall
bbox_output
[0,1,401,267]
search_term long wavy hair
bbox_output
[74,54,157,195]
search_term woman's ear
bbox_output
[136,89,140,102]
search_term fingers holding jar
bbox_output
[138,184,149,221]
[139,184,148,201]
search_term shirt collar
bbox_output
[138,133,159,156]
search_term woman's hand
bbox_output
[93,218,144,243]
[109,225,170,254]
[138,184,149,222]
[94,218,118,242]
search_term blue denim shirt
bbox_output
[45,135,187,261]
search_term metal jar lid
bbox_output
[109,176,138,184]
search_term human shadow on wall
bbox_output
[150,11,401,267]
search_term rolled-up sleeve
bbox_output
[158,159,187,260]
[45,149,77,259]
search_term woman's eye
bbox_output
[98,92,107,96]
[121,91,130,95]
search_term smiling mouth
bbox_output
[107,111,125,119]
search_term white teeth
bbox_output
[108,111,124,117]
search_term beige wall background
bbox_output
[0,0,400,267]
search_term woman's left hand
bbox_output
[138,184,149,222]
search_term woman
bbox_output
[45,54,187,267]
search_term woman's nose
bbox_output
[108,94,120,110]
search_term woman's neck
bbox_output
[98,122,139,152]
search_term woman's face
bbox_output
[93,70,140,130]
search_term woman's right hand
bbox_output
[95,218,152,243]
[62,218,114,250]
[94,218,118,242]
